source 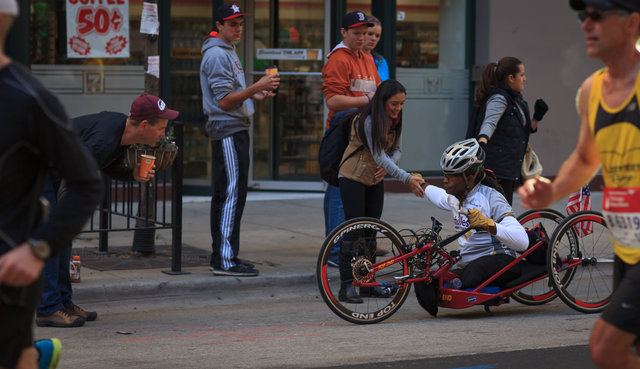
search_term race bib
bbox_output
[603,187,640,248]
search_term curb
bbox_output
[73,270,317,303]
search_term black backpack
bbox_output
[318,109,364,186]
[522,222,550,265]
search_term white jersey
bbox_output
[425,183,520,265]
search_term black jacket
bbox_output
[73,111,135,181]
[0,63,103,308]
[475,83,533,180]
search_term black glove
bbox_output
[478,139,488,153]
[533,99,548,121]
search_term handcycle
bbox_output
[316,209,614,324]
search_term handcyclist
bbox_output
[422,138,529,289]
[518,1,640,368]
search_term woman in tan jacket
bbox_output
[337,79,425,303]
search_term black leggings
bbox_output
[459,254,521,289]
[337,178,385,286]
[497,178,516,205]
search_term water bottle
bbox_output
[70,255,81,283]
[447,278,462,289]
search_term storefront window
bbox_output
[396,0,439,68]
[252,0,325,181]
[170,1,213,185]
[30,0,144,65]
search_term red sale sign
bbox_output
[66,0,130,58]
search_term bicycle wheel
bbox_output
[317,217,412,324]
[512,208,564,305]
[548,211,613,313]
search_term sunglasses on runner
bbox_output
[577,8,629,22]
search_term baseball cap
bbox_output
[129,94,179,121]
[214,3,247,23]
[0,0,19,16]
[341,11,374,29]
[569,0,640,12]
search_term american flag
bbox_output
[566,184,592,236]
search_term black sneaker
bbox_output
[212,264,259,277]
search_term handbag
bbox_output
[521,144,543,180]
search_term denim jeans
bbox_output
[37,173,73,316]
[323,184,344,260]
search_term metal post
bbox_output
[97,176,111,253]
[163,121,188,275]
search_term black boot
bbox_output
[339,285,363,303]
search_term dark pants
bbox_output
[459,254,521,289]
[337,178,385,287]
[0,304,34,368]
[37,173,74,316]
[209,131,250,270]
[497,178,516,205]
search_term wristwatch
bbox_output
[28,238,51,260]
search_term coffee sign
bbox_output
[66,0,130,58]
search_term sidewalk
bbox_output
[71,190,602,304]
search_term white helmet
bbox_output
[440,138,485,175]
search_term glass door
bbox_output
[251,0,325,184]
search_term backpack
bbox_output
[318,109,364,186]
[522,222,550,265]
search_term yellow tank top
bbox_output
[588,68,640,263]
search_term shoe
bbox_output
[36,310,84,328]
[234,258,255,269]
[327,256,339,268]
[375,248,389,257]
[338,285,363,304]
[35,338,62,369]
[65,304,97,321]
[212,264,259,277]
[360,286,397,298]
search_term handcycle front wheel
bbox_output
[512,208,565,306]
[547,210,613,313]
[317,217,412,324]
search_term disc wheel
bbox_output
[512,208,564,305]
[317,217,412,324]
[547,211,613,313]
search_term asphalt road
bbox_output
[35,289,599,369]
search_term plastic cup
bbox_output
[265,66,278,75]
[139,154,156,180]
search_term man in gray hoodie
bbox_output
[200,3,279,277]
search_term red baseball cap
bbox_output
[129,94,179,121]
[215,4,248,22]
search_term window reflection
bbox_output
[396,0,439,68]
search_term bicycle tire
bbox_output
[317,217,412,324]
[547,210,613,313]
[512,208,564,305]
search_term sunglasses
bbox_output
[578,8,629,22]
[443,173,461,180]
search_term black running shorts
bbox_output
[0,303,34,368]
[601,256,640,337]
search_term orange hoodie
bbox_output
[322,43,381,130]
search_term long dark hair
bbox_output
[353,79,406,153]
[474,56,522,106]
[468,168,506,198]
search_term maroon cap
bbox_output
[215,3,248,22]
[342,11,374,29]
[129,94,179,121]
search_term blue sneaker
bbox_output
[35,338,62,369]
[327,256,339,268]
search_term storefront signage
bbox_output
[256,48,322,61]
[66,0,130,58]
